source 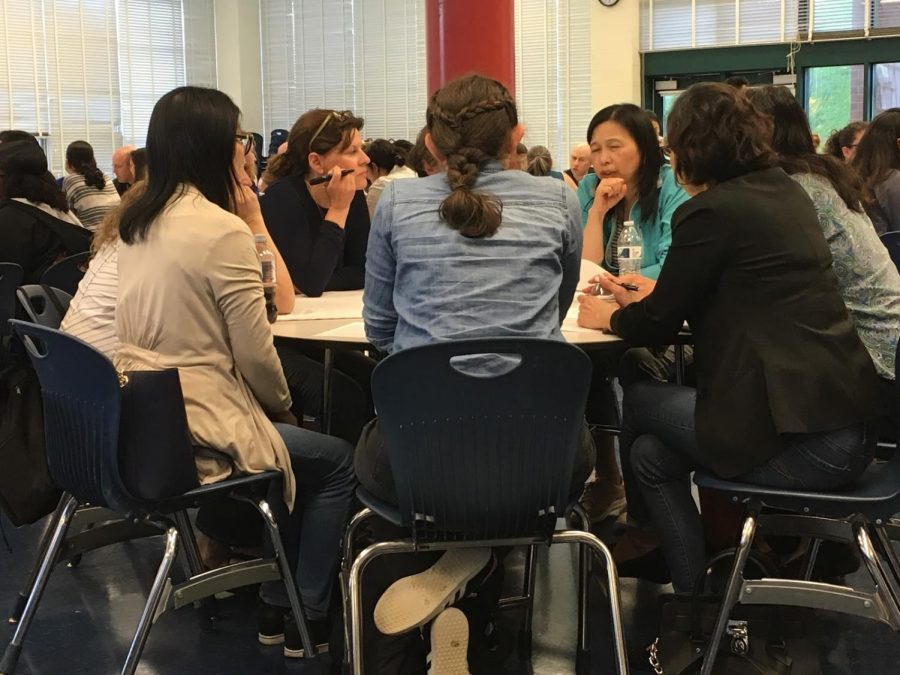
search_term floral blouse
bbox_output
[794,172,900,379]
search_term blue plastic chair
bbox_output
[0,263,24,344]
[342,338,628,674]
[691,342,900,675]
[1,321,319,675]
[15,285,72,329]
[880,231,900,273]
[39,251,89,296]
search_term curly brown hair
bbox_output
[666,82,776,188]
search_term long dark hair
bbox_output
[66,140,105,190]
[119,87,241,244]
[586,104,663,222]
[426,73,518,238]
[852,108,900,203]
[824,121,867,160]
[745,86,863,213]
[265,109,364,183]
[0,140,69,212]
[367,139,406,173]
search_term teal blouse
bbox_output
[576,164,689,279]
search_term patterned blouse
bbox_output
[793,172,900,379]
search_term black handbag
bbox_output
[649,551,821,675]
[116,368,199,503]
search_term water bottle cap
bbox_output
[624,220,635,227]
[254,234,267,243]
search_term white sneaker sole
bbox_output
[374,548,491,636]
[427,608,470,675]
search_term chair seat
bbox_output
[356,487,403,526]
[694,453,900,521]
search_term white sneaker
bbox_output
[374,548,490,636]
[427,608,470,675]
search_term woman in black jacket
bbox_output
[0,140,90,284]
[577,83,880,592]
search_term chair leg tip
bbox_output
[1,644,22,674]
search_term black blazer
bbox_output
[260,174,369,297]
[611,168,880,478]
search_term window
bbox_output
[514,0,593,170]
[874,62,900,114]
[0,0,217,176]
[805,65,865,142]
[259,0,427,145]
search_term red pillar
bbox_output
[426,0,515,97]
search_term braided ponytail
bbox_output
[426,75,518,239]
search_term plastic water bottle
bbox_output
[255,234,278,324]
[617,220,643,275]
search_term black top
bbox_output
[610,168,880,478]
[564,168,579,186]
[260,174,369,297]
[0,200,91,284]
[113,178,129,196]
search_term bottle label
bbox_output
[617,246,642,261]
[260,260,276,285]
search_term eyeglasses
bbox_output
[235,132,254,155]
[309,111,351,149]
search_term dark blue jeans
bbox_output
[260,423,357,620]
[620,381,874,592]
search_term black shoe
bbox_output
[614,546,672,585]
[284,616,331,659]
[258,603,288,646]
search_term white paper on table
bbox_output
[276,290,364,321]
[312,321,367,339]
[579,259,608,288]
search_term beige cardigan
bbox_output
[114,187,295,505]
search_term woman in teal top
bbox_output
[577,104,689,279]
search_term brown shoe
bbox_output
[579,478,627,523]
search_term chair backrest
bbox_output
[0,263,24,341]
[880,231,900,273]
[16,285,72,329]
[40,251,90,296]
[9,320,125,510]
[370,338,592,542]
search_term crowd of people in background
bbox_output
[2,73,900,675]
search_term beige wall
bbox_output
[214,0,264,133]
[590,0,642,111]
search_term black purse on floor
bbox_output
[649,551,821,675]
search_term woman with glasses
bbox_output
[260,108,370,297]
[852,108,900,235]
[114,86,355,657]
[260,109,375,447]
[824,121,867,163]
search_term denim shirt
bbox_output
[363,162,583,355]
[576,164,689,279]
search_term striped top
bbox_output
[60,241,119,359]
[63,173,120,231]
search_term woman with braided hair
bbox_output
[63,140,120,231]
[358,73,588,674]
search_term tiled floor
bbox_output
[1,513,899,674]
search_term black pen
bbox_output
[591,280,640,295]
[308,168,355,185]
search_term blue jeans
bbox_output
[260,423,357,620]
[620,381,874,592]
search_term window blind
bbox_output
[514,0,593,171]
[0,0,217,175]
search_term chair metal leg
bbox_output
[252,498,317,659]
[551,530,628,675]
[700,512,758,675]
[568,502,592,653]
[349,540,418,675]
[173,510,218,620]
[856,524,900,629]
[7,494,71,625]
[802,538,823,581]
[342,507,375,574]
[875,526,900,593]
[0,494,78,675]
[120,528,179,675]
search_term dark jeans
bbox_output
[620,381,875,592]
[276,339,375,445]
[260,423,357,620]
